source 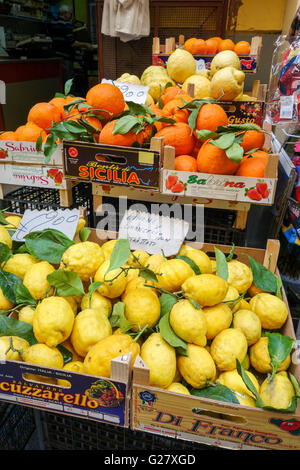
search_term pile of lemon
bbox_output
[0,216,296,411]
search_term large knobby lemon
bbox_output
[202,303,232,340]
[22,343,64,369]
[169,299,207,346]
[94,260,127,299]
[166,382,190,395]
[101,239,118,260]
[0,336,30,360]
[33,296,75,347]
[260,372,295,410]
[178,245,212,274]
[3,253,39,280]
[156,258,194,292]
[23,261,55,301]
[122,276,158,299]
[249,336,291,374]
[80,291,112,318]
[227,260,253,294]
[141,333,176,389]
[182,273,228,307]
[210,328,248,371]
[60,241,105,282]
[182,74,211,99]
[210,66,245,101]
[146,254,166,273]
[127,250,150,267]
[249,293,288,330]
[233,309,261,346]
[167,49,196,84]
[223,285,241,313]
[217,368,259,400]
[210,50,241,76]
[57,361,84,387]
[122,287,160,331]
[178,344,216,389]
[18,305,35,325]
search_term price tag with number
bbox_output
[101,78,149,105]
[196,59,206,71]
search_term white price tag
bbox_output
[101,78,149,104]
[12,208,80,242]
[118,209,189,257]
[196,59,206,71]
[279,95,295,120]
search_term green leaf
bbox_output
[191,383,240,404]
[139,268,158,283]
[57,343,74,364]
[175,255,200,275]
[0,242,12,264]
[210,132,236,150]
[109,301,136,333]
[106,239,131,274]
[196,129,219,141]
[79,227,91,242]
[125,101,153,117]
[236,359,265,407]
[276,275,283,300]
[0,316,37,346]
[0,209,11,226]
[62,120,88,135]
[188,108,200,134]
[36,133,43,152]
[266,332,295,382]
[159,293,178,318]
[0,270,22,303]
[248,256,278,293]
[226,243,235,262]
[14,283,36,306]
[225,142,244,164]
[47,270,85,297]
[44,133,58,163]
[158,312,188,353]
[185,295,202,310]
[214,247,228,281]
[64,78,74,96]
[113,116,143,135]
[25,238,67,265]
[289,373,300,398]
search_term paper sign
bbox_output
[12,208,80,242]
[101,78,149,104]
[118,209,189,257]
[196,58,206,71]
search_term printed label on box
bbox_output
[0,164,67,189]
[0,140,63,165]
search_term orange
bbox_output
[175,155,198,172]
[195,103,228,136]
[192,139,203,158]
[49,97,68,119]
[184,38,197,54]
[99,119,144,147]
[27,102,61,130]
[192,39,207,55]
[235,156,267,177]
[218,39,235,52]
[86,83,125,119]
[15,122,47,142]
[148,104,165,132]
[155,122,195,157]
[240,130,265,153]
[210,37,223,50]
[162,97,190,123]
[160,86,182,106]
[234,41,251,55]
[240,150,268,165]
[205,38,218,55]
[197,139,239,175]
[0,131,15,141]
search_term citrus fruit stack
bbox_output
[0,218,297,414]
[184,37,251,56]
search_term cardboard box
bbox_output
[131,240,300,450]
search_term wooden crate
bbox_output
[0,141,74,207]
[152,35,262,73]
[131,239,300,451]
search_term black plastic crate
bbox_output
[1,183,95,228]
[0,402,35,450]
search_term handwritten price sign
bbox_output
[101,78,149,104]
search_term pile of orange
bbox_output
[184,37,251,55]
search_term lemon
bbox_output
[141,66,168,83]
[239,298,251,310]
[149,78,176,102]
[18,305,35,325]
[227,260,253,294]
[80,291,112,318]
[123,287,160,331]
[70,308,112,357]
[60,241,105,282]
[4,215,22,230]
[0,286,14,311]
[57,361,84,387]
[0,336,30,360]
[124,265,139,283]
[33,296,75,348]
[233,309,261,346]
[182,74,211,99]
[23,261,55,301]
[0,226,12,248]
[3,253,39,280]
[117,73,141,85]
[167,49,196,84]
[60,339,82,362]
[202,303,232,340]
[210,328,248,372]
[141,333,176,389]
[63,296,78,315]
[169,299,207,346]
[174,366,182,382]
[75,218,86,236]
[249,293,288,330]
[83,333,140,378]
[156,259,194,292]
[242,353,250,370]
[166,382,190,395]
[22,343,64,369]
[178,245,212,274]
[249,336,291,374]
[146,254,165,273]
[145,93,154,106]
[178,344,216,389]
[210,66,245,101]
[127,250,150,267]
[223,285,241,313]
[122,277,157,298]
[101,239,118,260]
[210,259,217,273]
[182,273,228,307]
[94,260,127,299]
[233,393,256,408]
[217,369,259,400]
[260,372,295,410]
[210,50,241,76]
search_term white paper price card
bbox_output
[196,58,206,71]
[101,78,149,104]
[12,208,80,243]
[118,209,189,257]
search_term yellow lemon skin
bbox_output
[63,296,78,315]
[122,277,158,299]
[18,305,35,325]
[101,239,118,260]
[57,361,84,387]
[83,333,140,378]
[167,49,196,84]
[122,287,160,331]
[260,372,295,410]
[223,285,241,313]
[166,382,190,395]
[210,328,248,372]
[127,250,150,267]
[80,292,112,318]
[156,259,194,293]
[70,308,112,358]
[22,343,64,369]
[249,336,291,374]
[241,353,250,370]
[60,339,82,362]
[233,309,261,346]
[182,274,228,307]
[210,50,241,76]
[141,333,176,389]
[239,299,251,310]
[146,254,165,273]
[60,241,105,282]
[210,66,245,101]
[182,75,211,99]
[0,336,30,360]
[169,299,207,346]
[94,260,127,299]
[5,215,22,229]
[249,293,288,330]
[227,260,253,294]
[202,303,232,340]
[0,226,12,248]
[178,245,212,274]
[75,218,86,236]
[23,261,55,301]
[217,369,259,400]
[178,344,216,389]
[0,286,14,311]
[3,253,39,280]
